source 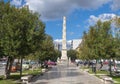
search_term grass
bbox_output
[110,76,120,84]
[80,66,89,69]
[0,75,21,84]
[0,68,42,84]
[86,67,120,84]
[0,80,16,84]
[80,66,109,75]
[88,68,109,75]
[22,68,42,76]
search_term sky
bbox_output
[5,0,120,40]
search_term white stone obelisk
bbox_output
[61,16,67,61]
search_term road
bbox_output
[30,62,103,84]
[0,66,5,76]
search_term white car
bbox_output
[112,63,120,72]
[0,61,7,66]
[22,62,30,70]
[22,64,29,70]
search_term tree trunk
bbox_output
[95,59,97,74]
[109,59,112,76]
[113,58,116,69]
[4,57,10,79]
[88,60,90,68]
[20,56,23,77]
[112,58,116,75]
[99,59,103,70]
[4,56,14,79]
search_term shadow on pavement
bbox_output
[31,64,84,83]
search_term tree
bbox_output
[0,1,20,78]
[15,7,46,76]
[38,34,55,61]
[67,49,77,61]
[0,1,46,78]
[113,17,120,59]
[77,20,120,75]
[78,21,112,59]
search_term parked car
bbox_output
[11,62,20,72]
[101,63,120,72]
[11,65,17,72]
[75,59,83,65]
[111,63,120,72]
[0,61,7,66]
[41,62,48,68]
[103,61,109,65]
[47,61,57,66]
[22,62,30,70]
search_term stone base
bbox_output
[58,58,67,61]
[57,59,69,66]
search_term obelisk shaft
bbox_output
[61,16,67,60]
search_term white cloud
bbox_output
[111,0,120,11]
[54,39,72,44]
[88,13,117,25]
[11,0,120,21]
[10,0,22,6]
[69,32,74,35]
[54,39,62,43]
[54,39,73,44]
[10,0,111,20]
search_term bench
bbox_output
[41,68,48,73]
[21,75,32,84]
[100,76,113,84]
[114,71,120,76]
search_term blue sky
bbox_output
[5,0,120,40]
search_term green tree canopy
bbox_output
[0,1,46,78]
[77,20,119,60]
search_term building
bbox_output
[72,39,82,50]
[54,39,82,50]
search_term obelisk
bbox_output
[61,16,67,61]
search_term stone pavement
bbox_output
[30,62,103,84]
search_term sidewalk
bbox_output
[30,63,103,84]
